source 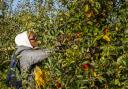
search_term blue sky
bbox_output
[12,0,19,10]
[11,0,61,13]
[12,0,34,11]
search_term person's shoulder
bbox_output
[32,47,41,50]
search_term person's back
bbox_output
[14,31,51,89]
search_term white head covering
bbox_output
[15,31,33,48]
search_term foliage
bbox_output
[0,0,128,88]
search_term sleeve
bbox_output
[19,49,51,69]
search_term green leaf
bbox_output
[115,79,120,85]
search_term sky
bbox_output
[12,0,34,11]
[12,0,19,11]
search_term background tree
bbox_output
[0,0,127,88]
